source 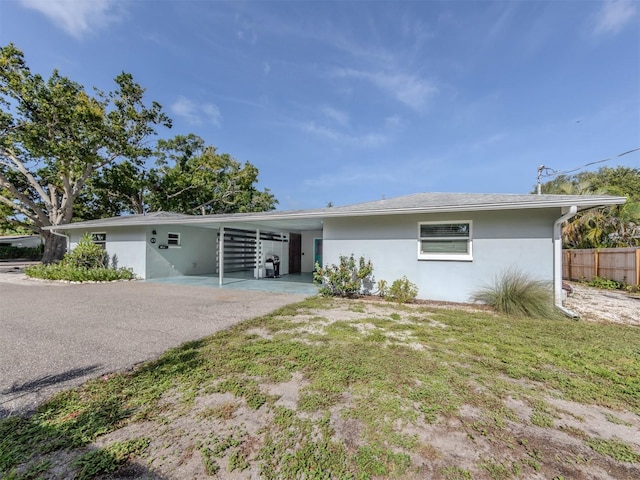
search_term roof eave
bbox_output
[45,196,627,230]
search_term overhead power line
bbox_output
[535,147,640,194]
[542,147,640,178]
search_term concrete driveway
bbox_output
[0,275,308,418]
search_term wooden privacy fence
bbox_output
[563,247,640,286]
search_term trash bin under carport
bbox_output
[265,255,280,278]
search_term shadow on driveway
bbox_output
[0,279,308,417]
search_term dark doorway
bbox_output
[289,233,302,274]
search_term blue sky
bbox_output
[1,0,638,210]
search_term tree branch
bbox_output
[0,193,47,228]
[165,183,197,199]
[0,146,53,211]
[0,172,50,225]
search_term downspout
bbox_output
[553,206,578,318]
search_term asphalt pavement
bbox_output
[0,275,307,417]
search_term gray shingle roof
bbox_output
[320,192,626,214]
[49,192,626,231]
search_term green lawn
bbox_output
[2,297,639,479]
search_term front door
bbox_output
[313,238,323,269]
[289,233,301,274]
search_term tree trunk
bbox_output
[41,231,68,264]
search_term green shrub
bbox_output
[25,263,135,282]
[471,269,560,319]
[25,234,134,282]
[313,254,374,298]
[64,233,108,269]
[588,276,622,290]
[0,244,43,260]
[376,279,388,298]
[385,276,418,304]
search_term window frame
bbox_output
[167,232,181,248]
[91,232,107,249]
[417,221,473,261]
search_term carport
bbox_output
[48,211,325,287]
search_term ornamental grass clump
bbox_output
[472,268,560,319]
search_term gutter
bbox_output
[553,206,579,318]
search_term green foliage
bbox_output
[64,234,107,269]
[472,269,560,319]
[3,297,640,477]
[73,438,149,479]
[25,263,135,282]
[74,160,148,219]
[313,254,374,297]
[0,43,171,263]
[376,279,388,297]
[385,276,418,304]
[0,244,42,260]
[147,134,277,215]
[540,166,640,248]
[440,466,472,479]
[200,447,220,475]
[540,166,640,201]
[24,233,134,281]
[588,276,622,290]
[585,437,640,463]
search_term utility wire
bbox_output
[541,147,640,178]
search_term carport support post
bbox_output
[219,226,225,286]
[255,229,261,278]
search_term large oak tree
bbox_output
[0,44,170,262]
[75,134,278,219]
[148,134,277,215]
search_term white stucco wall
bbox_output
[301,230,323,272]
[146,226,217,278]
[69,228,147,278]
[322,209,559,303]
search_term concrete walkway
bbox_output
[0,275,308,418]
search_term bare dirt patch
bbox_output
[4,277,639,479]
[564,282,640,326]
[81,301,640,479]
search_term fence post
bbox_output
[636,248,640,286]
[594,249,599,279]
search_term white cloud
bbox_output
[19,0,124,39]
[300,122,387,148]
[321,106,350,127]
[385,115,403,128]
[171,96,222,127]
[593,0,638,35]
[302,165,399,190]
[333,67,438,112]
[202,104,222,127]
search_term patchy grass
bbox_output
[2,296,639,479]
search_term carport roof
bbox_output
[49,192,626,232]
